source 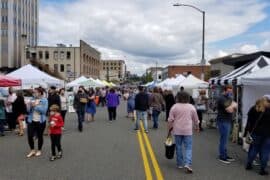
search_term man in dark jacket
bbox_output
[134,86,149,133]
[48,86,61,110]
[73,86,88,132]
[216,85,236,164]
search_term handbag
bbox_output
[245,112,264,145]
[196,104,206,111]
[165,128,175,159]
[79,97,88,104]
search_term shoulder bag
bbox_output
[245,112,264,144]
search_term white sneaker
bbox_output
[184,165,193,174]
[35,150,42,157]
[26,150,36,158]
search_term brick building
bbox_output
[162,65,210,80]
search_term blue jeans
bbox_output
[152,110,160,128]
[175,135,193,167]
[247,134,270,170]
[76,108,85,131]
[135,111,148,131]
[217,120,231,159]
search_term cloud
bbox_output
[239,44,259,53]
[39,0,268,74]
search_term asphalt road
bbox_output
[0,101,269,180]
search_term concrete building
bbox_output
[0,0,38,68]
[100,60,126,82]
[162,65,211,80]
[21,40,101,81]
[209,53,244,77]
[146,67,163,82]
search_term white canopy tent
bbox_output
[158,75,186,90]
[95,79,106,87]
[66,76,88,87]
[7,64,64,88]
[211,56,270,85]
[179,74,209,89]
[175,74,186,83]
[241,65,270,130]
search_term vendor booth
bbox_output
[7,64,64,88]
[241,65,270,133]
[66,76,88,87]
[0,75,21,87]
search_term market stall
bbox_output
[0,75,21,87]
[66,76,88,87]
[241,65,270,132]
[7,64,64,88]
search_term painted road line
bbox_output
[140,122,164,180]
[137,130,153,180]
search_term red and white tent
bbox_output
[0,75,21,87]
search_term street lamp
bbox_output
[173,3,206,80]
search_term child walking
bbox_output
[48,105,64,161]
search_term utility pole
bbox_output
[156,61,158,82]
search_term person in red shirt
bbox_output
[48,104,64,161]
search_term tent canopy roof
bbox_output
[0,75,21,87]
[212,56,270,85]
[66,76,88,87]
[7,64,63,87]
[241,65,270,86]
[180,74,208,88]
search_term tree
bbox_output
[141,73,153,84]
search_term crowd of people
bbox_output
[123,85,269,175]
[0,84,269,176]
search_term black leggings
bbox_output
[61,110,67,122]
[197,110,203,129]
[50,134,62,156]
[7,112,16,130]
[108,107,117,121]
[27,122,46,150]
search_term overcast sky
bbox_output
[39,0,270,75]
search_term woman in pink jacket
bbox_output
[168,91,199,174]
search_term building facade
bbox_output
[146,67,163,82]
[0,0,38,68]
[209,53,243,77]
[100,60,126,82]
[21,40,101,81]
[162,65,211,80]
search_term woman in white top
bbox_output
[59,88,68,124]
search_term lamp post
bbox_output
[173,3,206,80]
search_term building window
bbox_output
[60,64,65,72]
[60,51,65,60]
[1,2,8,9]
[39,51,43,59]
[26,51,30,59]
[1,16,8,23]
[67,51,71,59]
[1,29,8,37]
[54,51,58,60]
[66,64,71,72]
[45,64,49,69]
[45,51,49,59]
[54,64,58,72]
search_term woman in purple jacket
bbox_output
[106,88,120,121]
